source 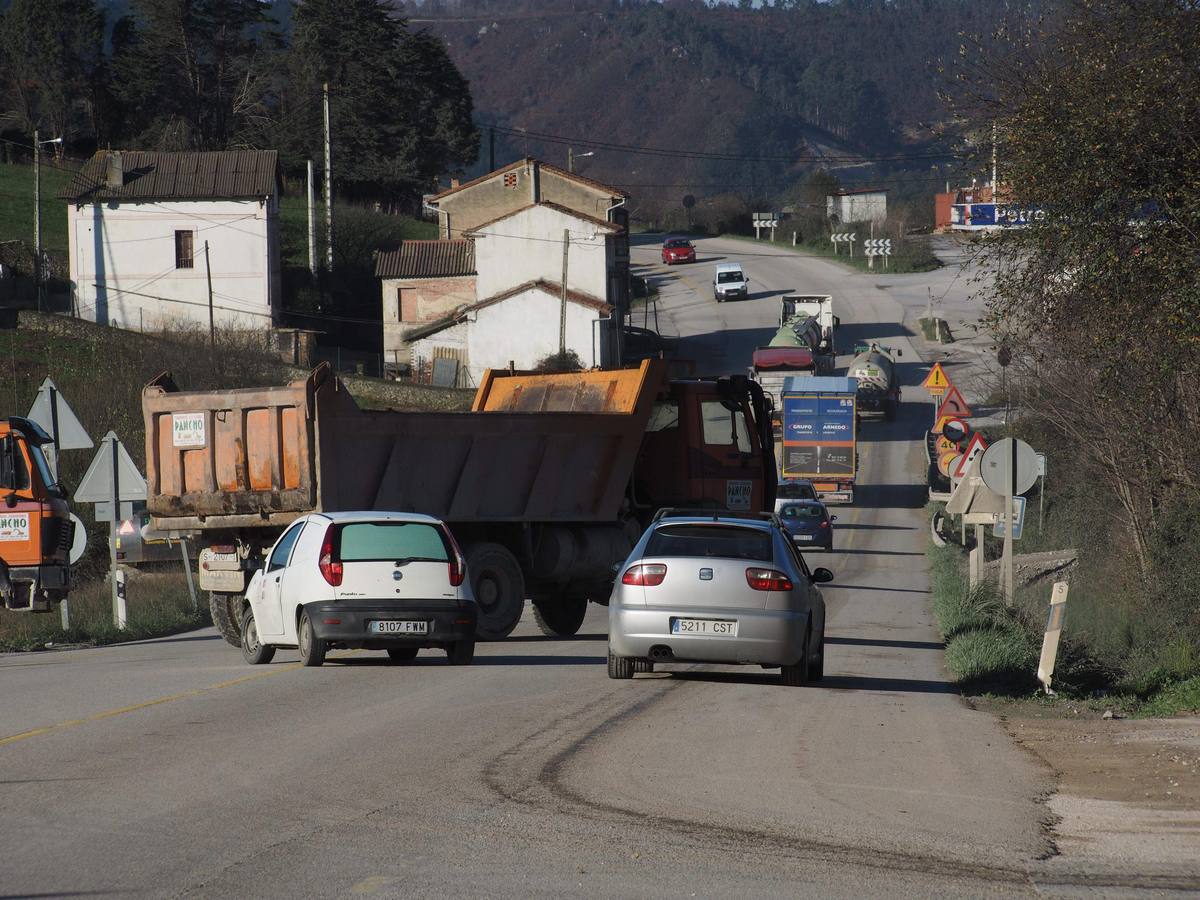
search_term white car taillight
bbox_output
[318,524,343,586]
[622,564,667,586]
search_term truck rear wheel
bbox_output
[532,596,589,637]
[466,543,525,641]
[209,592,242,648]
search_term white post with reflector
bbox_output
[1037,581,1070,694]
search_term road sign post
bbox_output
[980,437,1039,606]
[75,432,147,629]
[27,377,93,628]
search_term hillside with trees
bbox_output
[401,0,1030,218]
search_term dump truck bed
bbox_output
[143,362,666,531]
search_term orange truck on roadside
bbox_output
[0,417,74,612]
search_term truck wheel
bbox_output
[240,607,276,666]
[466,543,525,641]
[532,596,588,637]
[297,611,326,667]
[209,592,243,648]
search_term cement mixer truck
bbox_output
[846,343,902,420]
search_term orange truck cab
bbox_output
[0,417,73,612]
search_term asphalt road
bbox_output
[1,237,1188,897]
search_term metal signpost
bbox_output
[75,432,147,628]
[830,232,857,256]
[863,238,892,270]
[27,378,93,628]
[980,437,1039,606]
[753,212,779,241]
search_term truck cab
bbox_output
[637,376,776,516]
[0,417,73,611]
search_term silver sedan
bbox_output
[608,511,830,686]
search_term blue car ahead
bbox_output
[778,500,836,552]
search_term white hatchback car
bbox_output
[239,511,477,667]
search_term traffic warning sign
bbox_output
[936,385,972,419]
[921,363,951,395]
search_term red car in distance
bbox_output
[661,237,696,265]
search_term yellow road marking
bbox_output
[0,646,366,748]
[351,876,400,895]
[0,663,303,747]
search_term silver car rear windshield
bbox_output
[337,522,450,563]
[646,524,772,561]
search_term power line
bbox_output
[481,122,958,164]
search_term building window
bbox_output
[398,288,417,322]
[175,230,194,269]
[503,171,519,189]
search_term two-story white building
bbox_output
[60,149,281,332]
[391,160,630,385]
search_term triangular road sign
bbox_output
[921,363,951,394]
[75,432,147,503]
[26,378,93,451]
[937,385,972,419]
[953,433,990,478]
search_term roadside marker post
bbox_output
[75,433,147,629]
[1037,582,1070,694]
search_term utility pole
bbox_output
[306,159,316,280]
[323,82,333,272]
[33,128,41,312]
[992,122,998,192]
[204,240,215,350]
[559,228,570,354]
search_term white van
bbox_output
[713,263,749,302]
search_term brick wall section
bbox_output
[380,275,476,364]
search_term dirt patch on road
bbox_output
[983,704,1200,869]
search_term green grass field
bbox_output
[0,161,77,260]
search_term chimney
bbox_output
[106,151,124,190]
[450,177,460,189]
[530,159,540,204]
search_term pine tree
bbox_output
[0,0,104,142]
[282,0,478,202]
[109,0,271,150]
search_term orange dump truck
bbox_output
[142,360,776,644]
[1,417,74,612]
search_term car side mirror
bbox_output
[810,567,833,584]
[830,515,838,522]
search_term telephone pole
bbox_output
[33,129,41,312]
[559,228,570,354]
[204,241,215,350]
[323,82,333,272]
[306,159,316,280]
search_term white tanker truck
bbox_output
[846,343,902,421]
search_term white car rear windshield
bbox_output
[647,525,772,561]
[337,522,449,563]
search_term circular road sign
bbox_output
[68,513,88,565]
[942,419,970,443]
[980,438,1039,495]
[937,452,961,478]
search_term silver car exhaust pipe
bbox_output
[649,645,674,662]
